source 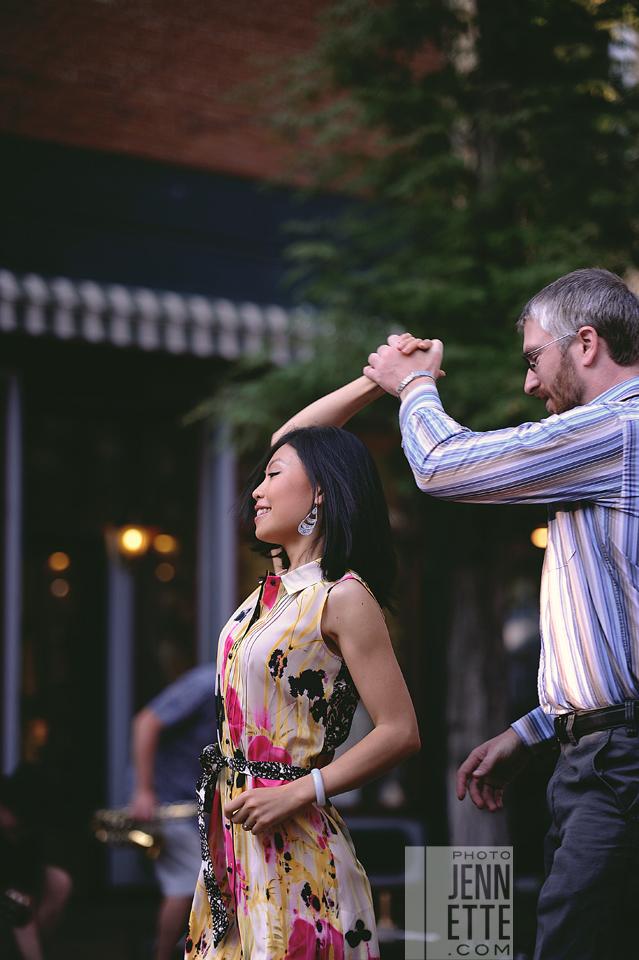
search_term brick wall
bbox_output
[0,0,324,179]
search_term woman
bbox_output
[186,408,419,959]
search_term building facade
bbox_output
[0,0,327,890]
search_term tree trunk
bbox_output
[446,565,509,845]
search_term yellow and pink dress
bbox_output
[186,559,380,960]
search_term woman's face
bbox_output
[252,444,317,547]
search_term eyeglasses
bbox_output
[522,334,574,371]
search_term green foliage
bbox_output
[188,318,402,453]
[210,0,639,450]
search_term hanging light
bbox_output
[117,526,151,557]
[51,578,70,597]
[155,563,175,582]
[530,526,548,549]
[48,551,70,572]
[154,534,179,555]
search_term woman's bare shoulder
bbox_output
[323,576,385,633]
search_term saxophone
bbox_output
[91,802,198,860]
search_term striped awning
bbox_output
[0,269,315,365]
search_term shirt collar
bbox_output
[588,376,639,405]
[278,559,325,595]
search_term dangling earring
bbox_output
[298,504,318,536]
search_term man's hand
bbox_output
[364,333,444,397]
[128,786,158,822]
[456,728,530,812]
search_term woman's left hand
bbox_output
[393,332,432,353]
[224,778,314,835]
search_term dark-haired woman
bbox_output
[186,403,419,960]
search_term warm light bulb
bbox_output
[51,579,70,597]
[155,563,175,582]
[117,526,150,556]
[123,529,143,550]
[26,717,49,747]
[48,551,70,572]
[154,534,178,554]
[531,526,548,549]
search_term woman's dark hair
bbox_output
[242,426,397,610]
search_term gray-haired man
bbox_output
[365,269,639,959]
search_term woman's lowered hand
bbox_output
[224,775,316,835]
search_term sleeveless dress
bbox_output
[186,559,380,960]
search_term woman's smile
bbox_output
[251,444,319,555]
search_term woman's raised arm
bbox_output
[271,376,385,446]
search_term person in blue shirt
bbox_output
[129,664,216,960]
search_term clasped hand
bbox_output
[364,333,446,396]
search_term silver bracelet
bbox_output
[311,768,326,806]
[396,369,436,400]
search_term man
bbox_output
[129,664,216,960]
[365,269,639,959]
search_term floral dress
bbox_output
[186,559,380,960]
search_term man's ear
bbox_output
[576,326,600,367]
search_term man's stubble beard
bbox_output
[541,350,586,415]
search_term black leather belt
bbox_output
[554,700,639,745]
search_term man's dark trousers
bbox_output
[534,727,639,959]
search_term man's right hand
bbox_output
[364,334,445,396]
[456,728,530,812]
[128,787,158,822]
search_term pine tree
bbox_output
[208,0,639,449]
[202,5,639,867]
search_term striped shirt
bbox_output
[400,377,639,747]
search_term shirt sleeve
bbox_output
[511,706,558,750]
[399,384,624,505]
[149,665,216,728]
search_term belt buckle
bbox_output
[625,699,638,738]
[555,713,579,745]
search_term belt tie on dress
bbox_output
[196,742,311,947]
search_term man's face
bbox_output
[522,318,585,415]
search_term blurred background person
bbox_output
[129,664,217,960]
[0,763,72,960]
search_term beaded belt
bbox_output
[196,742,310,947]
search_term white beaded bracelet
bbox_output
[311,768,326,806]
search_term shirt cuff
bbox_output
[511,706,558,752]
[398,381,441,428]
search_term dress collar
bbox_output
[588,376,639,405]
[273,559,325,596]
